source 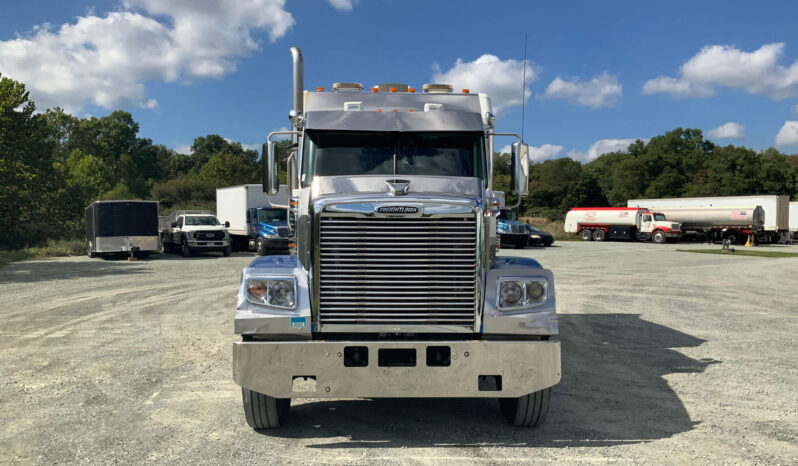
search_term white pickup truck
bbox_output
[159,210,231,257]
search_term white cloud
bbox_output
[529,144,563,161]
[432,54,536,115]
[328,0,357,10]
[775,121,798,147]
[0,0,294,112]
[643,43,798,100]
[173,144,192,154]
[642,76,715,98]
[793,103,798,114]
[498,144,511,155]
[544,72,622,108]
[241,142,262,152]
[707,121,745,140]
[567,138,640,162]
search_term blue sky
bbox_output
[2,0,798,160]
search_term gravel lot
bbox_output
[1,242,797,464]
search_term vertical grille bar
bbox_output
[318,215,478,327]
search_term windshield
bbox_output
[258,209,287,223]
[653,213,666,221]
[301,131,486,186]
[497,210,516,221]
[185,216,220,226]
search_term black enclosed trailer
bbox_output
[85,200,159,258]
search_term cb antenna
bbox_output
[521,33,528,142]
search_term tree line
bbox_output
[2,73,797,249]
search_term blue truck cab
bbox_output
[246,207,290,256]
[497,209,529,249]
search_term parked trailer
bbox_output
[85,200,159,258]
[790,202,798,242]
[564,207,682,243]
[644,206,765,244]
[216,185,290,255]
[628,195,790,243]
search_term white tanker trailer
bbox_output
[654,206,765,244]
[564,207,682,244]
[628,195,789,243]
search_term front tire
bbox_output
[181,239,191,257]
[652,230,666,244]
[256,238,267,256]
[223,245,231,257]
[242,388,290,430]
[579,229,593,241]
[499,388,551,427]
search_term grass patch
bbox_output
[520,216,578,241]
[677,249,798,258]
[0,240,85,268]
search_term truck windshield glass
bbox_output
[258,209,287,223]
[498,210,516,221]
[301,131,486,186]
[185,216,220,226]
[653,213,666,221]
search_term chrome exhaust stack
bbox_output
[290,47,304,118]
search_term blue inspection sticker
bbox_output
[290,317,307,328]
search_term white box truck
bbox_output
[216,185,290,255]
[790,201,798,242]
[628,195,790,243]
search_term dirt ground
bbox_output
[1,242,797,464]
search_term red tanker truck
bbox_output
[564,207,682,244]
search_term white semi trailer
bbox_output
[564,207,682,243]
[628,195,789,243]
[790,202,798,242]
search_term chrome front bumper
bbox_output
[233,339,560,398]
[188,239,230,248]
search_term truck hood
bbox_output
[183,225,226,232]
[309,175,485,209]
[258,221,288,234]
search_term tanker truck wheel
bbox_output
[242,388,290,429]
[652,230,666,244]
[579,229,593,241]
[499,387,551,427]
[725,232,738,245]
[592,229,606,241]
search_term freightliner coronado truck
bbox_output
[232,48,561,429]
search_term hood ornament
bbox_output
[386,179,411,196]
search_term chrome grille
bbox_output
[318,214,477,327]
[276,226,289,238]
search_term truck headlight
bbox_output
[246,277,297,309]
[498,277,549,310]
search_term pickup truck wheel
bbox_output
[579,229,593,241]
[592,229,606,241]
[256,238,267,256]
[223,245,231,257]
[652,230,666,244]
[499,387,551,427]
[181,239,191,257]
[242,388,290,429]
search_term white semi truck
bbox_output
[564,207,682,243]
[232,47,561,429]
[628,195,789,243]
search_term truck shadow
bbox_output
[260,313,720,448]
[0,257,148,284]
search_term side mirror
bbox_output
[224,221,230,228]
[171,221,177,228]
[510,142,529,197]
[263,141,279,195]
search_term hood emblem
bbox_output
[386,179,411,196]
[377,206,419,214]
